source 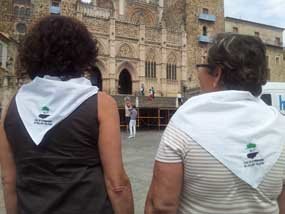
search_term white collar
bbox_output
[171,90,285,188]
[16,76,98,145]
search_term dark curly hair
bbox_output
[207,33,268,96]
[19,16,98,79]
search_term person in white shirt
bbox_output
[145,33,285,214]
[128,106,137,138]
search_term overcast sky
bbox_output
[224,0,285,45]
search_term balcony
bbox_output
[77,2,111,19]
[198,13,216,22]
[50,6,61,14]
[198,35,213,43]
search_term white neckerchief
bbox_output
[171,90,285,188]
[16,76,98,145]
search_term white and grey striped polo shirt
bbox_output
[156,122,285,214]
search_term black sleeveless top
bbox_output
[4,95,114,214]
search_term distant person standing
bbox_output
[128,106,137,139]
[124,97,132,131]
[148,87,155,101]
[151,86,155,99]
[140,83,145,96]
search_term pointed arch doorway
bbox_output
[118,69,132,94]
[90,66,102,91]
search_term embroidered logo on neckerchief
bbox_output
[38,106,50,119]
[34,105,53,126]
[244,143,265,168]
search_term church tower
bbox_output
[185,0,224,89]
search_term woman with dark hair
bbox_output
[0,16,134,214]
[145,33,285,213]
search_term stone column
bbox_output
[181,30,187,82]
[139,24,146,85]
[180,30,188,96]
[119,0,125,15]
[160,26,167,96]
[109,18,116,95]
[0,43,8,70]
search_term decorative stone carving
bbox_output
[146,49,156,61]
[97,41,105,56]
[131,10,155,26]
[78,3,111,19]
[97,0,114,10]
[167,31,181,44]
[118,43,134,58]
[167,52,177,63]
[163,0,185,31]
[127,5,156,27]
[116,22,139,39]
[145,27,161,43]
[84,17,109,34]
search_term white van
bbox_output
[261,82,285,115]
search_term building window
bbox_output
[51,0,60,7]
[50,0,61,14]
[202,8,209,14]
[81,0,92,3]
[16,23,27,34]
[26,8,31,16]
[19,7,25,16]
[166,63,177,80]
[202,26,207,36]
[254,31,260,37]
[275,37,281,45]
[276,56,280,65]
[145,61,156,78]
[233,27,238,33]
[14,6,20,16]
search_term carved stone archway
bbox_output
[117,61,137,95]
[118,69,132,94]
[90,66,103,91]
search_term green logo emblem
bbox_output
[246,143,258,159]
[38,106,50,119]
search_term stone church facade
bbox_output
[0,0,225,117]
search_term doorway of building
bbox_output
[118,69,132,94]
[90,66,102,91]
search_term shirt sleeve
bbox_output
[155,122,189,163]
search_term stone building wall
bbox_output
[225,17,285,82]
[267,46,285,82]
[0,0,224,114]
[185,0,224,90]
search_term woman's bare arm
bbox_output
[0,116,17,214]
[279,185,285,214]
[98,92,134,214]
[145,161,183,214]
